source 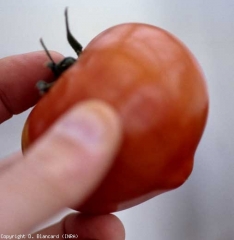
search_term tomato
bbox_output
[22,22,208,214]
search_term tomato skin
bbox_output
[22,23,208,213]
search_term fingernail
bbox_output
[53,101,121,151]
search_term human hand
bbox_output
[0,52,125,239]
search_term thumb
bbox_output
[0,100,122,234]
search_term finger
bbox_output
[32,213,125,240]
[0,152,23,173]
[0,100,122,234]
[0,51,63,123]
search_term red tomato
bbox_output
[22,23,208,214]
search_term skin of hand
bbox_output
[0,52,125,239]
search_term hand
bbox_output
[0,52,125,239]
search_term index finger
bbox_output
[0,51,63,123]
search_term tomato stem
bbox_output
[65,7,83,56]
[36,81,55,96]
[36,8,83,96]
